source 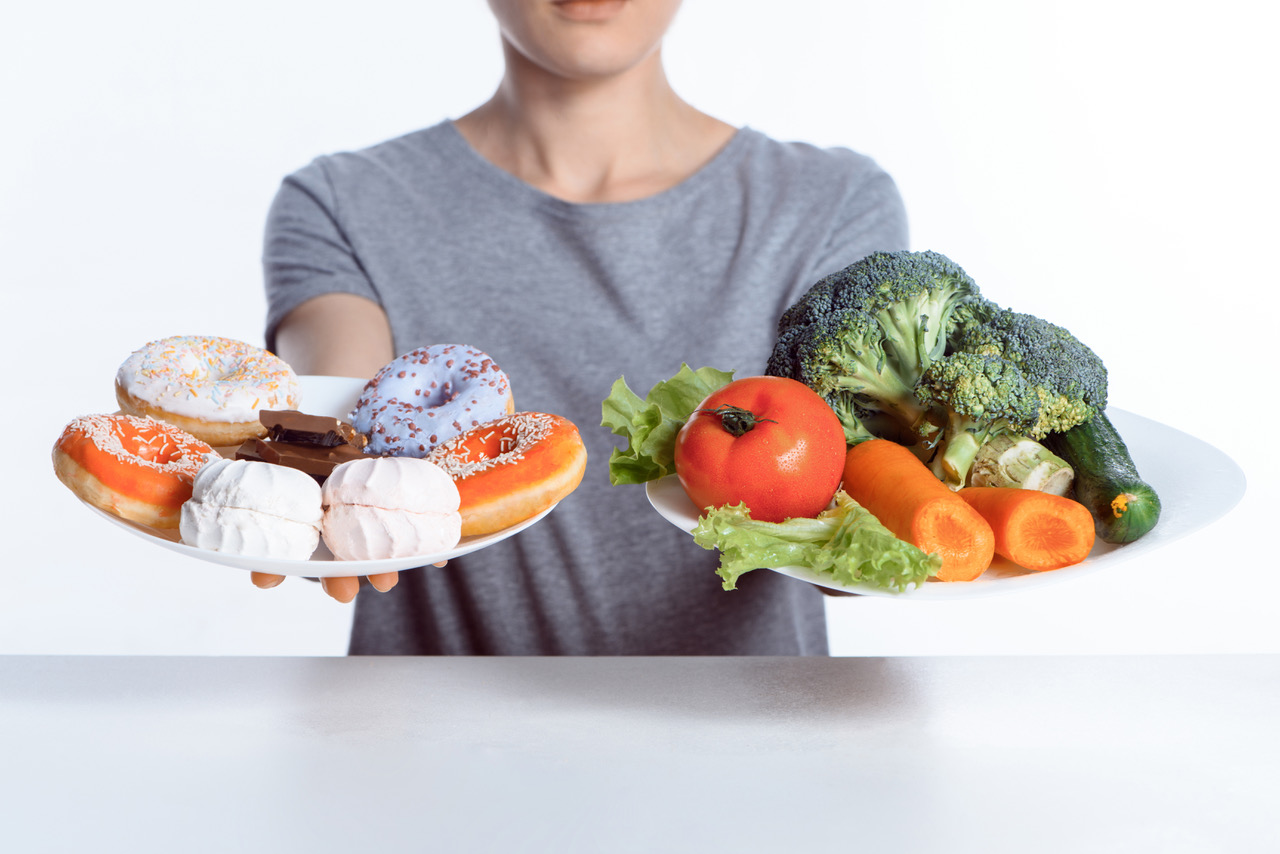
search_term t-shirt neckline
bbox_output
[436,119,752,219]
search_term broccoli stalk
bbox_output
[968,435,1074,495]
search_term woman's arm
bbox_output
[274,293,395,377]
[252,293,399,602]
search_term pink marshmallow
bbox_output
[321,457,462,561]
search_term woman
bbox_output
[255,0,907,654]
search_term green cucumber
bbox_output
[1044,411,1161,544]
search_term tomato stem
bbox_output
[696,404,776,437]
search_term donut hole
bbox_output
[174,349,212,379]
[420,380,457,407]
[175,349,246,385]
[218,362,265,384]
[456,423,519,465]
[120,429,186,467]
[428,413,556,481]
[174,344,268,387]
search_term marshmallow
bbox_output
[321,457,462,561]
[180,458,322,559]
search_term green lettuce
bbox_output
[601,364,735,485]
[692,492,942,593]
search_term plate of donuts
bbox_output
[61,372,564,577]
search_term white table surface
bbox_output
[2,655,1276,853]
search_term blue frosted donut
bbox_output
[349,345,514,457]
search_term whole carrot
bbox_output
[842,440,994,582]
[958,487,1096,571]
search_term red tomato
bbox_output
[673,376,846,523]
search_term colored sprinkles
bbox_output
[116,335,299,423]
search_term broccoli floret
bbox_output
[949,307,1108,437]
[766,250,983,444]
[766,251,1109,493]
[915,308,1107,488]
[917,352,1041,433]
[915,351,1058,488]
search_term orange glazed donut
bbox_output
[426,412,587,537]
[53,414,216,529]
[115,335,300,447]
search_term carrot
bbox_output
[958,487,1096,571]
[842,440,995,582]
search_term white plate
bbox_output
[80,375,557,577]
[647,408,1247,599]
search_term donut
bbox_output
[115,335,300,446]
[426,412,586,537]
[52,414,216,529]
[349,344,514,457]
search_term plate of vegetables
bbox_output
[604,251,1247,599]
[643,407,1242,599]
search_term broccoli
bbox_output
[948,306,1108,437]
[766,251,1108,492]
[918,305,1108,489]
[765,250,983,445]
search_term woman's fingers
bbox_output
[255,571,402,600]
[251,572,286,589]
[367,571,399,592]
[320,575,361,603]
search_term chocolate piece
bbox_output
[236,438,368,482]
[259,410,367,450]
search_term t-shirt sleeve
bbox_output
[798,157,909,300]
[261,159,381,352]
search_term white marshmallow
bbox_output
[180,458,322,560]
[181,503,323,558]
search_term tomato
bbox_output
[673,375,846,523]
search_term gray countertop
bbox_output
[3,655,1276,852]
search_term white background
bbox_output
[2,1,1274,656]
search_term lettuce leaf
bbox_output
[692,492,942,593]
[601,364,735,485]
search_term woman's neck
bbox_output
[454,45,735,204]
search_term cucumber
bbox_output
[1044,411,1161,544]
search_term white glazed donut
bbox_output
[348,344,513,457]
[115,335,300,446]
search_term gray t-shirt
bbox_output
[264,120,907,655]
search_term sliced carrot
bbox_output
[958,487,1096,571]
[842,440,995,582]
